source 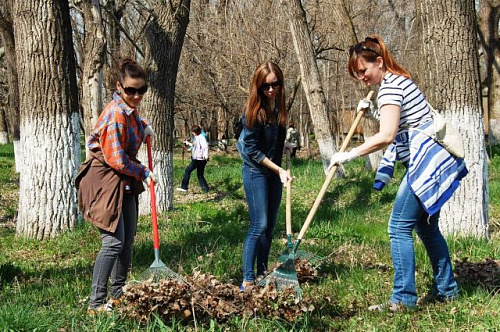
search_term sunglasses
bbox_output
[349,43,380,56]
[261,81,282,91]
[120,82,148,96]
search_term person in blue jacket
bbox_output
[237,61,292,291]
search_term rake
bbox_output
[137,135,186,283]
[259,91,374,299]
[278,150,323,266]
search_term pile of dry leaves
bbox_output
[120,259,318,324]
[454,258,500,290]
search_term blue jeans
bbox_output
[389,174,458,307]
[242,164,282,282]
[89,194,137,308]
[181,158,209,192]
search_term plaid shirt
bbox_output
[88,92,149,180]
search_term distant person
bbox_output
[237,61,292,291]
[76,58,156,315]
[177,125,210,193]
[328,35,468,311]
[285,121,300,157]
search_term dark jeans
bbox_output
[181,158,209,192]
[89,194,137,308]
[242,164,283,281]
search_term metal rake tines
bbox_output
[295,251,324,266]
[139,266,188,284]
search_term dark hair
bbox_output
[117,58,147,83]
[347,35,410,79]
[245,61,287,129]
[191,125,202,135]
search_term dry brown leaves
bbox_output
[454,258,500,290]
[121,259,318,324]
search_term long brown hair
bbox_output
[245,61,287,128]
[347,35,410,79]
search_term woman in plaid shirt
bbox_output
[78,59,156,314]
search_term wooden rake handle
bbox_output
[296,90,374,240]
[285,149,292,236]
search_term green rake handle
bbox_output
[146,136,160,251]
[294,91,374,248]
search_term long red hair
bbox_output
[245,61,287,128]
[348,35,411,79]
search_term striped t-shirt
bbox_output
[373,73,468,215]
[377,72,433,131]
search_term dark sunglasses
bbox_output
[349,43,380,56]
[261,81,282,91]
[120,82,148,96]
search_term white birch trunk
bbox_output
[418,0,489,237]
[13,0,80,239]
[137,0,191,215]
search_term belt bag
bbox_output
[410,106,465,159]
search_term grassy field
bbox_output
[0,142,499,331]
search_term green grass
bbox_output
[0,143,499,331]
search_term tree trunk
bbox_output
[13,0,80,239]
[138,0,191,214]
[417,0,489,237]
[80,0,106,158]
[0,0,20,153]
[280,0,336,172]
[0,108,7,144]
[477,0,500,145]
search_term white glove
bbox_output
[183,140,193,147]
[356,99,378,120]
[144,125,155,138]
[328,149,360,171]
[143,170,158,186]
[278,168,292,187]
[284,141,294,153]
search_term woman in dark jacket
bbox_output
[237,61,292,291]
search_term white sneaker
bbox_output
[176,188,187,192]
[87,303,112,316]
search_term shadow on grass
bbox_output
[132,189,249,281]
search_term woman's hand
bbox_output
[278,168,292,187]
[144,125,155,138]
[328,149,360,170]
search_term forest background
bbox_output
[0,0,499,330]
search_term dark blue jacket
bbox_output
[237,111,286,173]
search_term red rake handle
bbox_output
[296,90,374,240]
[146,135,160,250]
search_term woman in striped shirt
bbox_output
[329,35,467,311]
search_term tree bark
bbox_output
[0,0,20,151]
[13,0,81,239]
[0,108,7,144]
[138,0,191,214]
[280,0,337,172]
[417,0,489,237]
[477,0,500,145]
[79,0,106,158]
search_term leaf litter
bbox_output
[121,259,318,324]
[454,258,500,290]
